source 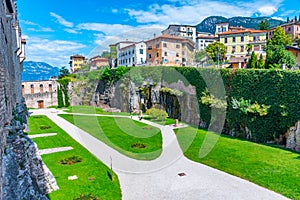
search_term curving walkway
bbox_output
[31,108,289,200]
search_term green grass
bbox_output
[63,106,129,116]
[59,114,162,160]
[143,116,176,126]
[28,115,121,200]
[175,126,300,199]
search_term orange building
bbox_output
[286,46,300,68]
[89,55,109,70]
[145,34,195,66]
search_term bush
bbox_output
[73,194,101,200]
[146,108,168,121]
[59,156,83,165]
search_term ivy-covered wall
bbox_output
[175,67,300,143]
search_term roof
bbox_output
[146,34,195,47]
[70,54,85,59]
[229,57,248,63]
[197,35,216,39]
[286,46,300,52]
[270,21,300,29]
[167,24,196,28]
[219,29,267,35]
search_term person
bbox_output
[138,110,143,121]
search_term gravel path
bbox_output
[31,108,289,200]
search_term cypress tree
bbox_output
[57,85,64,108]
[63,84,69,107]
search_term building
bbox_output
[22,80,58,108]
[218,28,267,59]
[89,55,109,70]
[268,19,300,41]
[286,46,300,68]
[162,25,197,43]
[145,34,196,66]
[69,54,86,73]
[118,41,146,67]
[112,41,135,67]
[196,32,216,50]
[215,22,230,35]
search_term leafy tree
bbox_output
[258,19,269,30]
[57,85,64,108]
[101,51,110,58]
[266,46,296,69]
[205,42,226,63]
[63,86,69,107]
[59,66,70,79]
[267,27,292,46]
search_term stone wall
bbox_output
[286,121,300,152]
[0,0,57,199]
[24,92,57,108]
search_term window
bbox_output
[141,58,144,63]
[163,43,167,47]
[39,84,43,93]
[132,57,135,62]
[22,85,25,95]
[176,53,179,57]
[176,44,180,48]
[232,46,236,53]
[140,49,144,54]
[157,52,159,57]
[232,37,236,42]
[149,54,152,58]
[30,84,34,94]
[148,46,152,50]
[224,38,227,43]
[240,45,244,52]
[253,36,256,41]
[132,50,134,54]
[49,84,53,92]
[241,36,244,42]
[156,44,159,48]
[164,52,167,56]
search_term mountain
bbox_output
[22,61,60,81]
[196,16,284,34]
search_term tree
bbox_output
[59,66,70,79]
[57,85,64,108]
[247,52,258,69]
[258,54,264,69]
[267,27,292,47]
[194,50,206,63]
[101,51,110,58]
[205,42,226,64]
[258,19,269,30]
[266,46,296,69]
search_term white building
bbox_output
[114,41,135,66]
[118,41,146,67]
[196,32,216,50]
[162,25,197,43]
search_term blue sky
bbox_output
[18,0,299,68]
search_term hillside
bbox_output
[22,61,60,81]
[196,16,284,34]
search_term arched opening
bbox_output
[40,84,43,93]
[37,100,44,109]
[30,84,34,94]
[49,84,53,92]
[22,85,24,95]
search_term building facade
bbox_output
[196,32,216,50]
[162,25,197,43]
[89,55,109,70]
[286,46,300,68]
[22,80,58,108]
[118,41,146,67]
[69,54,86,73]
[145,34,195,66]
[113,41,135,67]
[268,19,300,41]
[219,29,267,59]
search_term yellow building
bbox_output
[69,54,86,73]
[145,34,195,66]
[219,29,267,59]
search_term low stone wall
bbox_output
[286,121,300,152]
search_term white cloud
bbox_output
[112,8,118,13]
[27,27,55,32]
[64,28,80,34]
[20,20,38,26]
[125,0,283,25]
[25,36,86,67]
[77,23,134,35]
[271,16,285,21]
[50,12,74,28]
[258,6,277,16]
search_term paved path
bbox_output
[31,108,289,200]
[39,146,73,155]
[29,133,57,139]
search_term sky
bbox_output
[17,0,300,68]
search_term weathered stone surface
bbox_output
[286,121,300,152]
[0,0,58,199]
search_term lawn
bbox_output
[28,115,121,200]
[59,114,162,160]
[63,105,129,116]
[175,126,300,199]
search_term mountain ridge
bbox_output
[196,16,284,34]
[22,61,60,81]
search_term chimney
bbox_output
[154,33,156,38]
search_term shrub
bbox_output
[59,156,83,165]
[73,194,101,200]
[39,125,51,130]
[146,108,168,121]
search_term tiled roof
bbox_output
[219,29,267,35]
